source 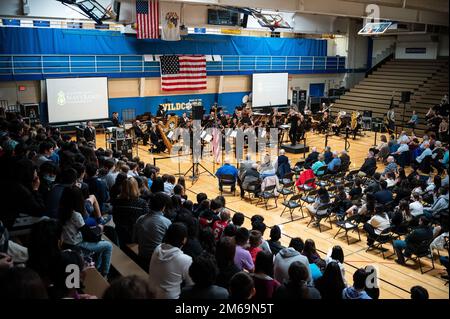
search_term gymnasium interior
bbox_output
[0,0,448,302]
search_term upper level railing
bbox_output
[0,54,346,77]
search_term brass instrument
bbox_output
[351,111,359,130]
[336,113,342,127]
[157,123,172,154]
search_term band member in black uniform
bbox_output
[149,124,166,153]
[179,112,189,128]
[297,113,306,140]
[318,110,330,133]
[156,104,166,118]
[288,108,299,146]
[385,106,395,135]
[132,120,149,146]
[217,108,228,127]
[111,112,121,127]
[331,111,348,136]
[83,121,96,144]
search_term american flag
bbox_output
[136,0,159,39]
[160,55,207,91]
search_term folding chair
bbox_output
[299,189,318,216]
[257,184,278,210]
[244,180,261,203]
[298,177,315,193]
[281,194,302,220]
[280,172,294,187]
[365,227,393,259]
[219,174,236,196]
[334,214,362,245]
[405,238,436,274]
[279,181,295,201]
[307,203,333,233]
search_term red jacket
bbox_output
[295,169,316,189]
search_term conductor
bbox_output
[288,108,299,146]
[156,104,166,118]
[83,121,96,144]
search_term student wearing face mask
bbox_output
[38,161,58,204]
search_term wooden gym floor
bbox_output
[97,130,449,299]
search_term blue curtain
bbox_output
[0,28,327,56]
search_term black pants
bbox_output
[139,133,149,145]
[363,223,377,245]
[289,127,298,145]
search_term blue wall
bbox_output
[0,28,327,56]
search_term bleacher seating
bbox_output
[332,58,449,136]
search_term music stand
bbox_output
[344,127,351,152]
[183,126,215,185]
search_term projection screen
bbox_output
[46,77,109,123]
[252,73,288,107]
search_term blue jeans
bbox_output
[393,240,407,263]
[78,240,113,276]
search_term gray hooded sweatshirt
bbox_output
[274,247,313,285]
[148,243,193,299]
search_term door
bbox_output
[309,83,325,97]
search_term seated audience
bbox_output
[233,227,254,272]
[274,238,312,285]
[148,223,193,299]
[103,275,155,299]
[229,272,255,300]
[180,253,229,299]
[273,262,321,299]
[251,251,281,299]
[342,268,372,299]
[393,217,434,265]
[215,159,239,192]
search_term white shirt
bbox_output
[397,143,410,153]
[397,135,410,144]
[368,213,390,235]
[386,178,396,188]
[409,201,424,217]
[164,182,175,194]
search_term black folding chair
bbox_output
[404,238,436,274]
[307,203,333,233]
[334,214,362,245]
[279,181,295,201]
[281,194,302,220]
[298,177,315,193]
[299,189,318,216]
[365,227,393,259]
[257,184,278,210]
[244,180,261,203]
[219,174,236,196]
[280,172,294,187]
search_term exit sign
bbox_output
[18,85,26,91]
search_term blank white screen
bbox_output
[46,77,109,123]
[252,73,288,107]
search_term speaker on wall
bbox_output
[401,91,411,103]
[192,105,204,120]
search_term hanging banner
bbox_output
[160,2,181,41]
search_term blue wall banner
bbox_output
[0,27,327,56]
